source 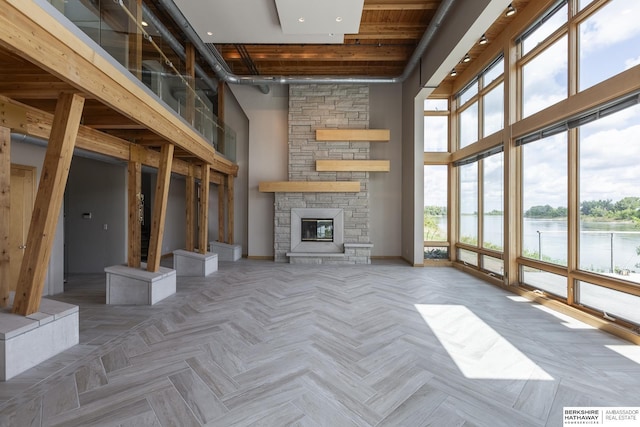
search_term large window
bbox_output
[424,165,449,243]
[521,133,568,268]
[459,163,478,245]
[459,102,478,149]
[424,99,449,152]
[579,0,640,92]
[457,57,504,148]
[427,0,640,333]
[482,152,503,251]
[522,35,568,118]
[519,2,568,118]
[578,102,640,283]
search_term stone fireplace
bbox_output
[273,84,373,264]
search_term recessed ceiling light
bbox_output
[479,34,488,45]
[462,53,471,63]
[505,3,516,17]
[141,20,149,27]
[206,31,213,36]
[450,68,457,77]
[298,17,305,23]
[336,16,343,22]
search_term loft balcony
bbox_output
[0,0,237,174]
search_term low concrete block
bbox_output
[209,241,242,262]
[0,299,79,381]
[173,249,218,276]
[104,264,176,305]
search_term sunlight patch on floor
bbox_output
[606,345,640,365]
[415,304,554,380]
[531,304,597,329]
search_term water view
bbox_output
[431,215,640,281]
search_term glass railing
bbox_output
[46,0,236,161]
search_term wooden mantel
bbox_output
[316,129,390,142]
[258,181,361,193]
[316,160,390,172]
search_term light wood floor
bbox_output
[0,259,639,426]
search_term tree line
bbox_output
[425,196,640,221]
[524,197,640,221]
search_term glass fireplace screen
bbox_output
[301,218,334,242]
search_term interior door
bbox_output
[10,165,35,292]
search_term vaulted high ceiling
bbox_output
[206,0,531,79]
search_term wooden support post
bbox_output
[199,164,210,254]
[0,127,10,307]
[127,0,143,80]
[146,143,174,272]
[227,175,234,244]
[13,93,84,316]
[127,146,142,268]
[185,43,196,126]
[218,177,225,242]
[217,81,225,154]
[185,164,196,252]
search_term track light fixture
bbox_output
[479,34,488,45]
[450,68,457,77]
[505,3,516,17]
[462,53,471,63]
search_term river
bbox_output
[442,216,640,273]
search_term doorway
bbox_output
[9,164,36,292]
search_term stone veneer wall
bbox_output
[274,84,372,264]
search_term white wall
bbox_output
[370,84,403,257]
[147,171,187,255]
[10,138,64,295]
[65,156,127,273]
[230,85,289,258]
[231,84,404,259]
[223,85,250,253]
[162,174,187,254]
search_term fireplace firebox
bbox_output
[290,208,344,253]
[301,219,334,242]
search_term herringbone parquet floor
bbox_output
[0,259,639,426]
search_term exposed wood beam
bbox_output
[0,82,75,99]
[344,32,423,40]
[363,1,439,10]
[0,95,236,177]
[199,164,210,254]
[146,143,174,272]
[127,146,142,268]
[13,92,85,316]
[221,45,412,62]
[0,126,10,307]
[210,172,224,186]
[185,165,195,252]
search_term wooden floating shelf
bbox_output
[316,128,390,142]
[258,181,361,193]
[316,160,390,172]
